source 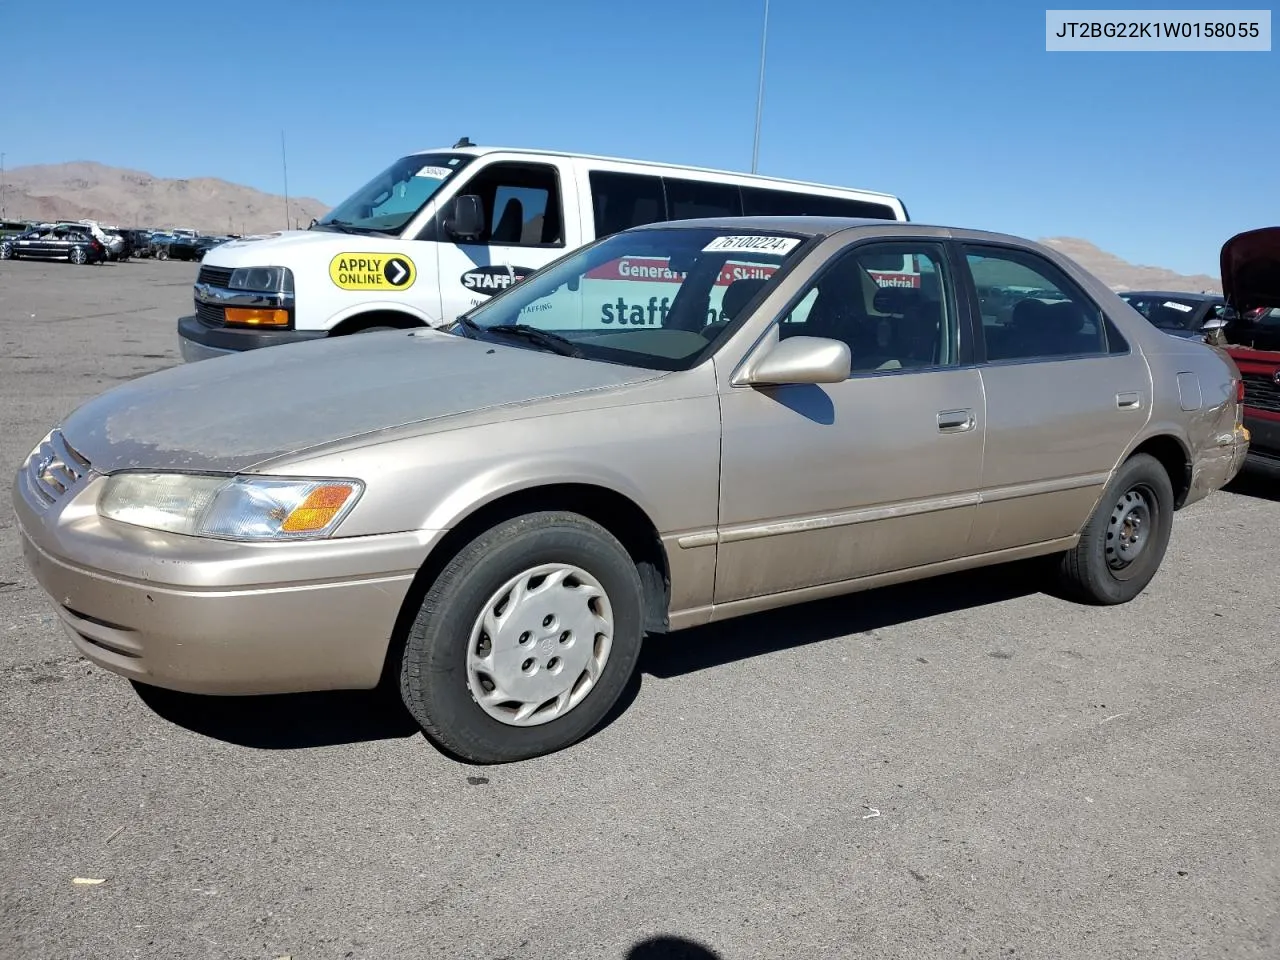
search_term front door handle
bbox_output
[938,409,976,433]
[1116,391,1141,409]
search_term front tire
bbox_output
[399,511,645,764]
[1055,452,1174,605]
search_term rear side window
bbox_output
[962,244,1127,361]
[589,171,667,238]
[663,177,743,221]
[741,186,898,220]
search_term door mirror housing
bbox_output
[737,336,851,386]
[444,195,485,242]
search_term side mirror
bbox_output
[445,194,485,242]
[737,336,851,386]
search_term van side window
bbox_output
[589,171,667,238]
[741,187,897,220]
[452,162,564,247]
[962,245,1124,361]
[663,178,743,221]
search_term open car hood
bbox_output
[1220,226,1280,311]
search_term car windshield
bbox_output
[1120,294,1208,329]
[315,153,474,234]
[456,226,811,371]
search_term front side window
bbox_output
[964,245,1121,361]
[455,227,811,371]
[315,153,473,235]
[774,242,958,374]
[445,162,564,247]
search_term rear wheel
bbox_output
[69,246,88,265]
[398,511,645,764]
[0,242,11,260]
[1055,452,1174,604]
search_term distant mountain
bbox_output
[1039,237,1220,294]
[0,161,330,235]
[0,162,1224,293]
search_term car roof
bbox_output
[410,145,905,202]
[1118,290,1222,301]
[626,215,1054,247]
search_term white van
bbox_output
[177,143,911,362]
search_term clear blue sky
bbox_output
[1,0,1275,275]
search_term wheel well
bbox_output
[378,484,672,688]
[328,310,428,336]
[1131,435,1192,508]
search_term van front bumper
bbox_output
[178,314,326,363]
[14,471,433,696]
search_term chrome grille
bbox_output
[197,265,234,288]
[195,301,226,326]
[26,431,92,507]
[1241,372,1280,414]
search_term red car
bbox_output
[1217,227,1280,474]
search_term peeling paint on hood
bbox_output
[58,329,660,474]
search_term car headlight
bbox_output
[228,266,293,293]
[97,473,362,541]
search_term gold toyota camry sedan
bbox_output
[14,218,1249,763]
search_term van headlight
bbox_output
[97,473,362,540]
[228,266,293,293]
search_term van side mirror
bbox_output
[445,195,485,242]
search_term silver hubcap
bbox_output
[1106,488,1151,570]
[466,563,613,727]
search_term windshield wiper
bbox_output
[484,324,583,358]
[313,219,395,237]
[450,315,482,338]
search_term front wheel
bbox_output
[1054,452,1174,605]
[399,511,645,763]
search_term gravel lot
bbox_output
[1,258,1278,960]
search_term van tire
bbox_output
[1055,453,1174,605]
[398,511,645,764]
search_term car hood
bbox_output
[58,329,662,474]
[201,228,391,268]
[1220,226,1280,311]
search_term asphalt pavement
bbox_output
[1,257,1277,960]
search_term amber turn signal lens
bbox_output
[224,308,289,327]
[280,484,356,533]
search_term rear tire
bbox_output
[1055,452,1174,605]
[399,511,645,764]
[69,246,88,265]
[0,242,11,260]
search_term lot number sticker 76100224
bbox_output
[329,253,417,291]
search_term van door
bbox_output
[436,158,579,323]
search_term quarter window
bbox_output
[778,242,958,374]
[963,245,1122,360]
[449,162,564,247]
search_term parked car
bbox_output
[1212,226,1280,474]
[121,229,154,258]
[194,235,230,260]
[0,218,33,240]
[14,217,1248,763]
[165,233,202,261]
[0,224,106,264]
[1117,290,1225,340]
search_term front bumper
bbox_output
[1242,412,1280,472]
[178,314,326,363]
[14,468,434,696]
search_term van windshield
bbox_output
[454,226,811,371]
[314,153,474,235]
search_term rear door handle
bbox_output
[937,408,976,433]
[1116,392,1141,409]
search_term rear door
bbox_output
[436,158,578,323]
[959,241,1150,553]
